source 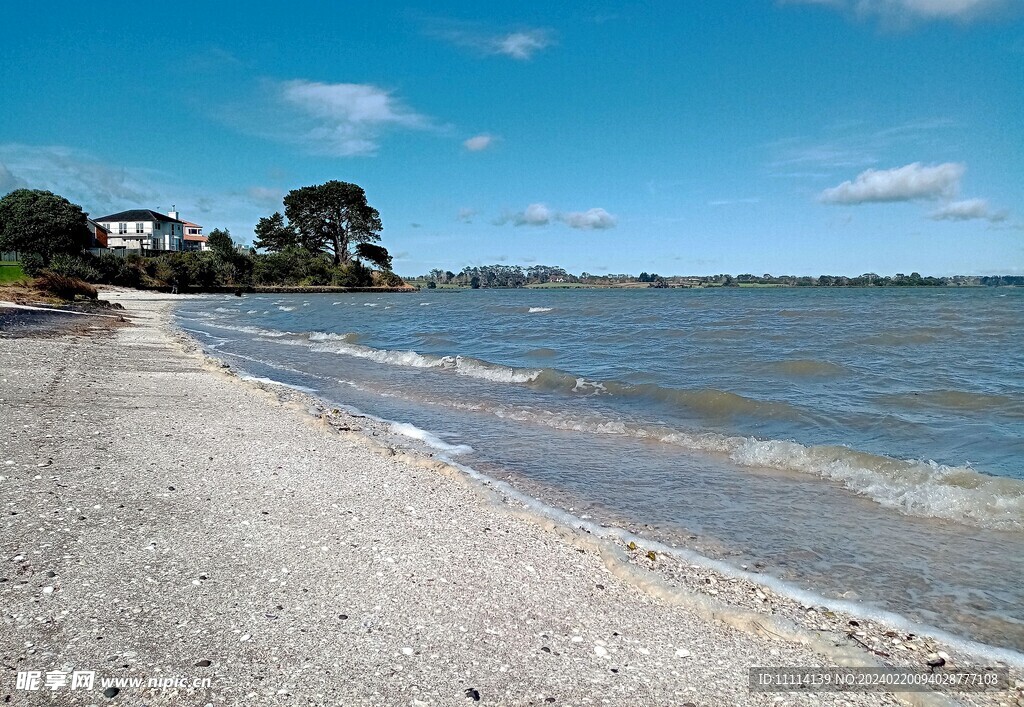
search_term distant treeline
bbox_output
[414,266,1023,289]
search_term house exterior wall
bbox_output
[182,238,209,252]
[98,219,184,251]
[87,222,108,248]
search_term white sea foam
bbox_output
[239,376,318,394]
[309,331,359,343]
[571,378,606,394]
[390,422,473,454]
[198,322,292,338]
[278,306,296,312]
[528,307,553,313]
[309,339,541,384]
[452,356,540,384]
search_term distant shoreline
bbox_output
[406,281,1021,290]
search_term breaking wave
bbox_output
[390,422,473,455]
[308,337,542,384]
[468,402,1024,531]
[176,315,1024,529]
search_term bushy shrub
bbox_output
[252,247,334,286]
[140,251,252,290]
[333,260,373,287]
[49,253,101,282]
[34,271,98,300]
[19,253,44,277]
[90,252,145,287]
[371,269,405,288]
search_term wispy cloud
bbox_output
[780,0,1015,25]
[247,186,283,205]
[463,134,496,152]
[457,207,477,223]
[274,80,433,157]
[819,162,965,204]
[766,118,957,179]
[0,163,28,195]
[494,30,553,59]
[426,20,555,60]
[0,144,153,206]
[496,203,618,230]
[929,198,1007,222]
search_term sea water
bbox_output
[175,287,1024,652]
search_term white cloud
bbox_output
[497,203,617,230]
[427,21,554,60]
[457,207,477,223]
[495,31,553,59]
[463,134,495,151]
[781,0,1012,23]
[560,208,617,230]
[276,80,432,157]
[819,162,964,204]
[929,198,1008,222]
[513,203,553,226]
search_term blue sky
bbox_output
[1,1,1021,276]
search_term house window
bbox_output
[118,222,127,234]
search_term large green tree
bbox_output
[354,242,392,271]
[283,181,382,266]
[207,227,234,257]
[253,212,299,252]
[0,189,91,265]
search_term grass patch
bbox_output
[0,262,27,285]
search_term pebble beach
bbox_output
[1,291,1020,707]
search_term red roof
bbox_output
[184,234,208,242]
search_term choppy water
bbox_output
[175,288,1024,652]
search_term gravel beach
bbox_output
[0,293,1015,706]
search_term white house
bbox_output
[94,209,186,251]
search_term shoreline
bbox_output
[150,292,1024,682]
[163,300,1024,669]
[0,291,1018,706]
